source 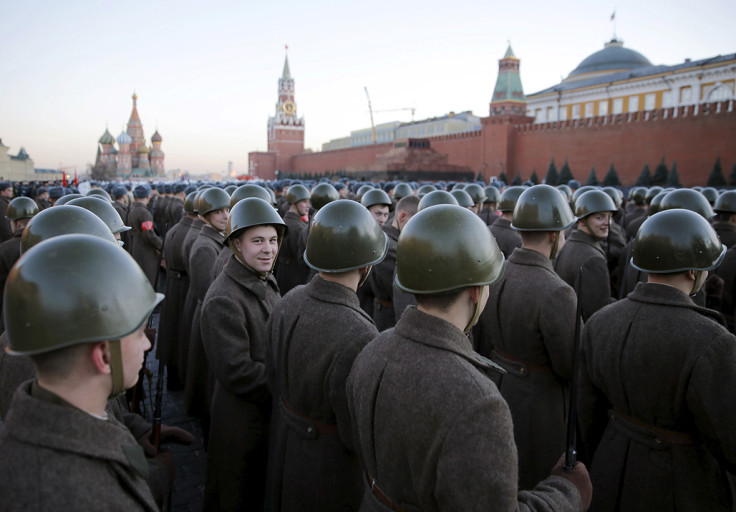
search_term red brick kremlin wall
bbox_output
[271,99,735,186]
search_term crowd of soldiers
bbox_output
[0,174,735,511]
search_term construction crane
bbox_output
[364,87,377,144]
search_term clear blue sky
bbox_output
[1,0,734,176]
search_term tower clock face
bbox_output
[282,100,296,115]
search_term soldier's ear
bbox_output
[91,342,112,375]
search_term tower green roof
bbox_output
[491,44,526,104]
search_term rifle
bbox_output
[564,266,584,472]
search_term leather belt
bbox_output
[369,477,409,512]
[375,298,393,309]
[611,410,696,445]
[492,348,553,375]
[281,397,339,437]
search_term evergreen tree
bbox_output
[707,157,727,188]
[557,160,575,186]
[635,164,652,186]
[666,161,681,187]
[652,158,669,186]
[498,171,508,185]
[476,171,485,182]
[602,163,622,187]
[729,163,736,187]
[530,170,539,184]
[585,166,599,186]
[544,159,558,185]
[512,174,523,186]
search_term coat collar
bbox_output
[199,223,226,245]
[382,224,400,242]
[629,281,726,325]
[396,307,505,374]
[494,217,512,229]
[223,253,279,301]
[307,276,374,324]
[568,229,605,255]
[508,246,554,271]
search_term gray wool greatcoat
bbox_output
[578,282,736,511]
[201,254,280,511]
[490,217,522,258]
[713,221,736,249]
[478,206,500,226]
[178,217,204,375]
[346,307,583,512]
[128,201,163,289]
[0,382,159,511]
[275,210,307,296]
[477,247,579,490]
[265,276,378,512]
[554,229,615,321]
[112,200,130,253]
[0,196,12,243]
[369,223,399,331]
[184,224,226,420]
[156,216,193,366]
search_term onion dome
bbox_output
[151,130,162,143]
[566,39,652,82]
[138,144,150,154]
[117,131,132,145]
[98,128,115,145]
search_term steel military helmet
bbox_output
[226,197,287,243]
[395,204,505,294]
[484,186,501,204]
[54,193,84,206]
[714,190,736,214]
[393,183,413,201]
[304,199,388,273]
[700,187,719,206]
[498,186,526,212]
[464,183,487,205]
[647,191,669,216]
[67,196,130,235]
[21,205,117,255]
[224,185,237,195]
[571,185,597,205]
[418,190,459,211]
[629,186,647,206]
[645,186,664,205]
[86,188,113,203]
[574,190,617,218]
[6,196,39,220]
[310,183,340,210]
[184,191,198,214]
[512,185,577,231]
[230,184,273,209]
[631,209,726,273]
[361,188,391,209]
[198,187,230,216]
[659,189,715,219]
[416,184,437,196]
[5,234,163,357]
[286,184,311,205]
[450,189,474,208]
[556,184,573,203]
[602,187,623,209]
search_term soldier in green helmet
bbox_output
[477,184,580,489]
[0,196,38,331]
[201,198,286,511]
[346,204,591,511]
[184,186,230,444]
[577,209,736,511]
[555,190,618,321]
[265,199,388,511]
[0,234,192,510]
[479,185,502,226]
[275,183,310,296]
[712,190,736,249]
[491,185,524,257]
[128,184,163,288]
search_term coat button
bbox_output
[655,438,662,445]
[307,426,313,433]
[520,367,527,375]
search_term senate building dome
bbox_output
[565,39,652,83]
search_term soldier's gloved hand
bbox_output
[153,448,176,489]
[138,425,196,457]
[551,454,592,511]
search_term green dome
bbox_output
[98,128,115,145]
[567,40,652,82]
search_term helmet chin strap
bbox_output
[358,266,373,288]
[464,286,486,334]
[108,339,125,398]
[691,270,706,296]
[550,231,561,259]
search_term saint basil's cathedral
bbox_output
[95,93,165,178]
